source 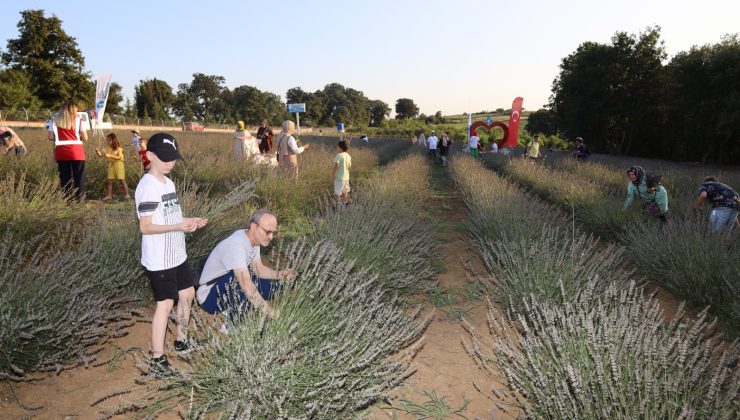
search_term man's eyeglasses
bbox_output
[256,224,278,237]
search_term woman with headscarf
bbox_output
[233,121,259,159]
[275,120,309,172]
[417,132,427,148]
[623,166,669,221]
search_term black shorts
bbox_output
[145,261,195,302]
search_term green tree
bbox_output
[434,111,445,124]
[395,98,419,119]
[666,35,740,163]
[1,9,93,108]
[123,97,136,118]
[179,73,229,122]
[0,68,41,110]
[104,82,124,116]
[134,78,174,119]
[172,88,195,122]
[368,100,390,127]
[286,86,325,125]
[525,109,557,136]
[230,85,287,125]
[550,27,666,156]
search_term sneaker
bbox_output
[174,337,205,354]
[148,355,177,378]
[219,322,229,335]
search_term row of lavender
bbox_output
[485,153,740,337]
[449,155,738,419]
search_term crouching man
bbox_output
[196,210,292,322]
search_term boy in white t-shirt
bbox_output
[331,140,352,203]
[469,132,480,158]
[135,132,208,377]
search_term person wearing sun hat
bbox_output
[131,129,142,152]
[135,132,208,377]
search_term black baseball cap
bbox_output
[146,132,183,162]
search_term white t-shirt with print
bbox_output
[196,230,261,304]
[135,174,187,271]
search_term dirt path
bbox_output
[370,163,520,419]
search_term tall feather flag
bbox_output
[94,73,112,123]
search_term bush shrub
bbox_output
[621,217,740,336]
[465,282,739,419]
[143,240,430,418]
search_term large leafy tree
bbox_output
[525,109,557,136]
[134,78,174,120]
[395,98,419,119]
[0,69,41,110]
[229,85,287,125]
[368,100,391,127]
[551,27,666,156]
[286,84,379,127]
[666,35,740,163]
[104,82,124,116]
[1,9,93,108]
[286,86,321,125]
[178,73,230,122]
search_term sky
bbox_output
[1,0,738,116]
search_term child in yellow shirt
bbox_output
[95,133,131,200]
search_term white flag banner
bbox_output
[467,112,472,141]
[94,73,112,123]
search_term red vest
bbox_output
[52,117,86,161]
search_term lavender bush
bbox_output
[314,155,437,294]
[465,281,739,419]
[450,156,630,311]
[621,216,740,336]
[141,240,429,418]
[0,228,142,380]
[484,154,740,336]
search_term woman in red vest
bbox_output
[47,100,88,200]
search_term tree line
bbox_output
[0,10,439,128]
[528,27,740,164]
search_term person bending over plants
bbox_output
[694,176,740,233]
[0,126,27,156]
[196,210,293,329]
[623,166,669,221]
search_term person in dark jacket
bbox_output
[694,176,740,233]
